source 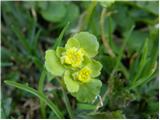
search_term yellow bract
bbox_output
[78,67,92,83]
[62,47,84,67]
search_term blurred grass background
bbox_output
[1,1,159,119]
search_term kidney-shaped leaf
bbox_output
[40,2,66,22]
[73,32,99,57]
[72,79,102,103]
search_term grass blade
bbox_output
[129,61,157,89]
[61,86,74,118]
[53,22,70,49]
[11,25,32,54]
[4,80,63,118]
[33,29,42,51]
[132,38,149,83]
[38,69,47,118]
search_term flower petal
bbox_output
[45,50,65,76]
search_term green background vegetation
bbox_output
[1,1,159,119]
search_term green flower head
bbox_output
[45,32,102,103]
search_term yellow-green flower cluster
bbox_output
[45,32,102,103]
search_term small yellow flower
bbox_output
[77,67,92,83]
[61,47,84,67]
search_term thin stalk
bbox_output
[100,8,115,58]
[71,1,99,33]
[80,1,97,30]
[58,79,74,118]
[61,86,74,118]
[38,69,46,118]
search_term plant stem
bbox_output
[58,79,74,118]
[62,86,74,118]
[100,8,115,58]
[79,1,97,31]
[38,69,46,118]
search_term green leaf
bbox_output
[135,1,159,15]
[72,79,102,103]
[112,5,134,32]
[58,3,80,27]
[40,2,66,22]
[4,80,63,118]
[88,60,102,77]
[65,38,80,49]
[45,50,65,76]
[37,1,48,10]
[73,32,99,57]
[64,71,79,93]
